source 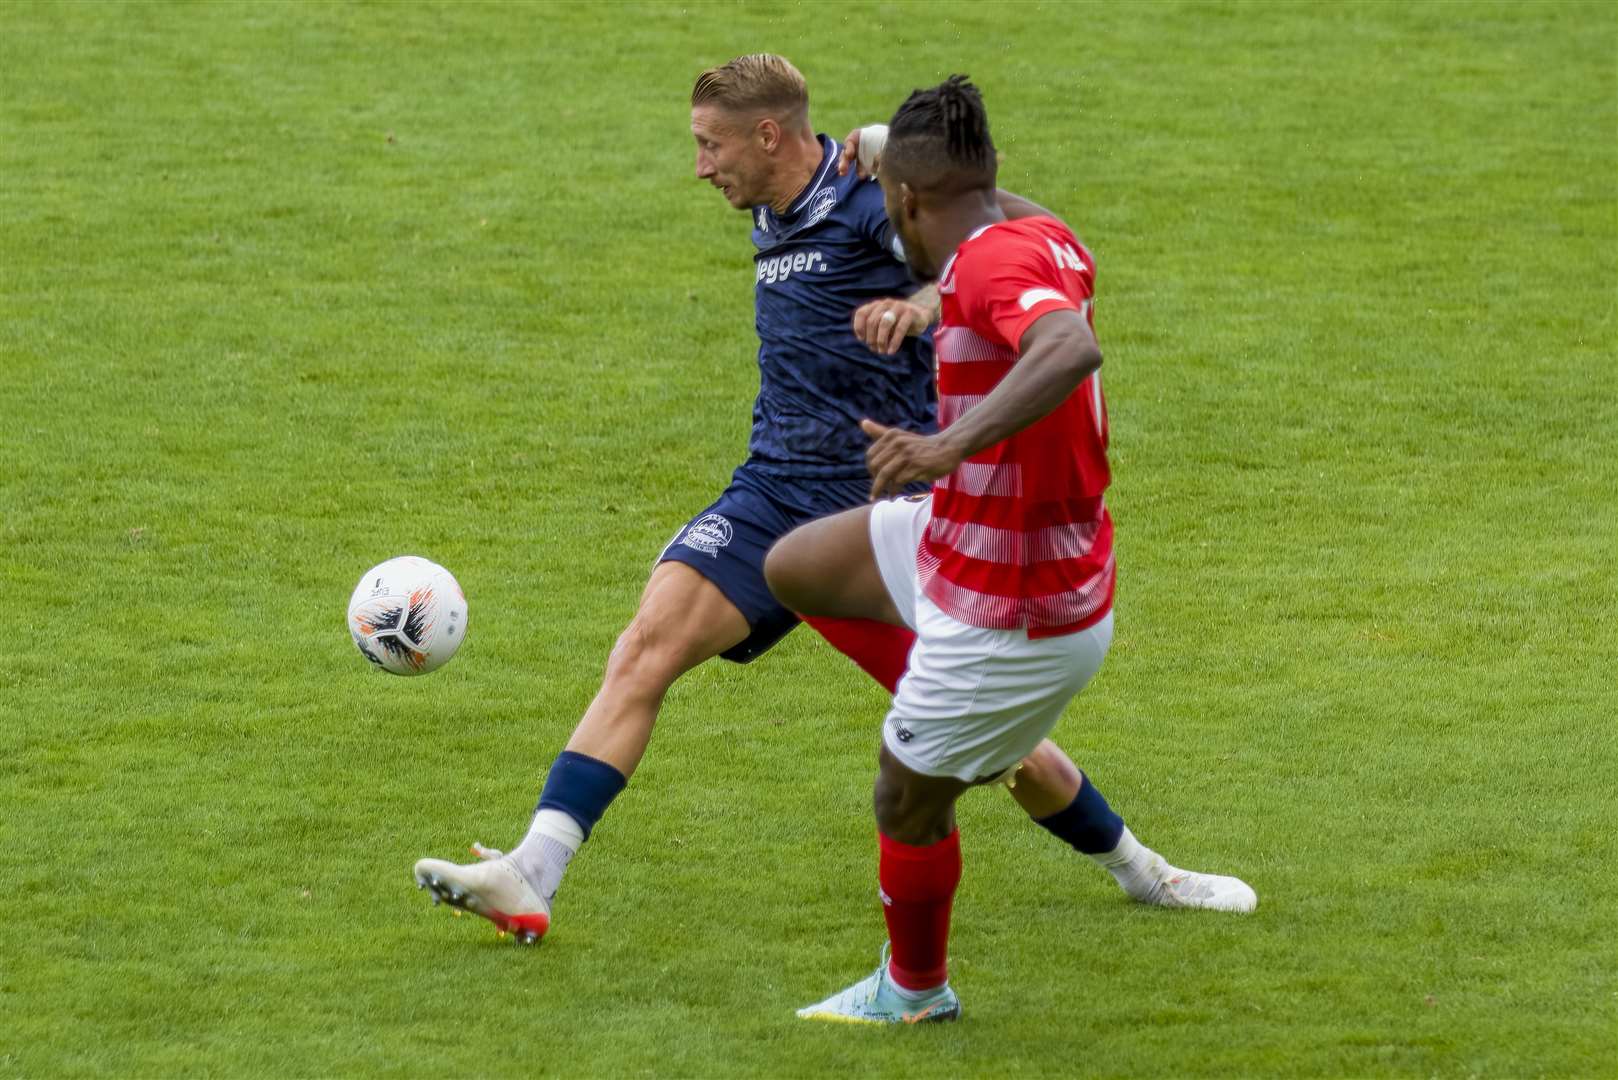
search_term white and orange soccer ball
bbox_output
[346,556,468,675]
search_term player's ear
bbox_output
[756,116,780,153]
[900,182,918,221]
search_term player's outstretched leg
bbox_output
[1011,741,1257,913]
[414,561,750,943]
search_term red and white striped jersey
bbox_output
[920,216,1113,636]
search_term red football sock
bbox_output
[878,829,961,991]
[802,615,916,693]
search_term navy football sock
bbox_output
[1033,771,1125,855]
[508,751,629,903]
[536,750,628,840]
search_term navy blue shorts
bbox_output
[658,465,872,663]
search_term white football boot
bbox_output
[1139,856,1258,913]
[413,843,550,944]
[1100,829,1258,913]
[796,946,961,1025]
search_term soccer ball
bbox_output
[347,556,468,676]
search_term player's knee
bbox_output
[604,612,699,692]
[873,762,952,846]
[762,531,810,611]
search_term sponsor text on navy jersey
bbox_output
[745,135,937,484]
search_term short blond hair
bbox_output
[691,53,809,127]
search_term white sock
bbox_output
[886,971,948,1002]
[510,808,584,903]
[1090,827,1167,902]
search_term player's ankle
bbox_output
[1090,827,1167,900]
[886,964,948,1002]
[509,752,626,903]
[511,808,584,901]
[1092,825,1144,868]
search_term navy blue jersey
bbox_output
[746,135,937,482]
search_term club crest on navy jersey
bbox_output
[804,186,837,226]
[745,134,936,480]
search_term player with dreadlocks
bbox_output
[767,76,1256,1024]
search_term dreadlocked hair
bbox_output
[885,74,996,191]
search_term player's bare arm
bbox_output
[852,284,939,355]
[860,308,1101,499]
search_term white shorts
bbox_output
[869,494,1113,783]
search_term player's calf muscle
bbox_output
[1008,740,1084,819]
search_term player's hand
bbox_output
[853,298,931,355]
[860,419,962,501]
[837,125,888,179]
[838,129,867,177]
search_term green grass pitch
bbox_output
[2,1,1614,1075]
